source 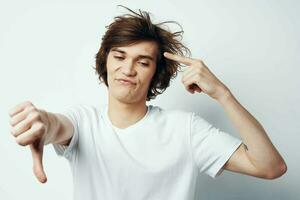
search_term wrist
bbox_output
[41,110,59,145]
[216,88,234,105]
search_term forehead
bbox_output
[110,41,158,57]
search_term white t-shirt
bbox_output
[53,104,242,200]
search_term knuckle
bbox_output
[9,118,15,126]
[10,129,16,136]
[11,126,22,137]
[27,105,37,113]
[195,59,203,64]
[24,101,33,106]
[181,77,185,83]
[196,67,202,74]
[35,122,46,133]
[8,110,13,117]
[27,111,41,121]
[16,138,27,146]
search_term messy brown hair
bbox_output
[94,5,190,101]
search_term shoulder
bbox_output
[62,103,101,118]
[150,106,210,129]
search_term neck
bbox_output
[107,95,148,129]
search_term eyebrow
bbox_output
[111,47,154,61]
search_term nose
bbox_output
[121,60,136,77]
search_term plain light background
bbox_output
[0,0,299,199]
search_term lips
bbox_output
[116,78,136,85]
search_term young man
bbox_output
[9,6,287,200]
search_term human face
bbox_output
[106,40,158,104]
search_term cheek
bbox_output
[106,57,114,73]
[106,57,117,80]
[140,71,155,87]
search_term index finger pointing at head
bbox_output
[163,52,193,65]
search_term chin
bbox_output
[110,90,134,103]
[109,84,146,103]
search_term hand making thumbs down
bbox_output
[9,101,49,183]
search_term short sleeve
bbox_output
[52,105,81,160]
[190,112,242,179]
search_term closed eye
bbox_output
[139,62,149,66]
[114,56,124,60]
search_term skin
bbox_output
[164,52,287,179]
[8,105,52,183]
[106,41,158,129]
[8,40,287,184]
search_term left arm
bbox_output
[163,52,287,179]
[217,89,287,179]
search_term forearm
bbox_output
[38,110,60,145]
[40,111,71,145]
[217,90,286,172]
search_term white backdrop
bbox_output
[0,0,299,199]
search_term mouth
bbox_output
[116,79,136,86]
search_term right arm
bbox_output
[42,111,74,146]
[8,101,75,183]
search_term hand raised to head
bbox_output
[163,52,229,100]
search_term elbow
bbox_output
[264,161,288,180]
